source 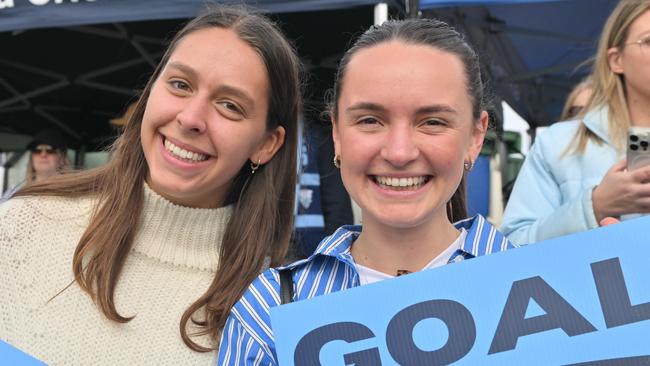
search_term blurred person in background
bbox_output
[560,78,593,121]
[0,128,70,203]
[501,0,650,244]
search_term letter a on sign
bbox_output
[488,276,597,354]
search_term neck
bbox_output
[34,172,56,181]
[351,211,459,276]
[131,183,233,271]
[627,88,650,127]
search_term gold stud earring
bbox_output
[250,158,261,174]
[333,154,341,169]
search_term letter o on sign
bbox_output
[386,299,476,366]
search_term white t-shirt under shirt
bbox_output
[355,228,467,285]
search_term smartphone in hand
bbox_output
[627,127,650,170]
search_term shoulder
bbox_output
[225,268,282,359]
[0,194,94,227]
[456,215,518,255]
[521,121,584,172]
[533,121,581,151]
[230,247,348,326]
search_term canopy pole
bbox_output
[406,0,420,18]
[374,3,388,25]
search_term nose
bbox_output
[176,97,208,134]
[380,124,420,167]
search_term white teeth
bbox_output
[375,176,427,188]
[164,139,208,162]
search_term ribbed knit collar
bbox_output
[130,184,232,272]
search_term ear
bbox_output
[251,126,286,165]
[467,111,489,162]
[331,115,341,158]
[607,47,624,74]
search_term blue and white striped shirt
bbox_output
[217,215,517,365]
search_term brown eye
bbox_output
[358,117,379,125]
[222,102,240,112]
[217,101,245,120]
[169,80,190,91]
[422,119,445,127]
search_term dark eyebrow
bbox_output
[415,104,458,115]
[166,62,197,79]
[345,102,458,115]
[165,62,256,109]
[345,102,387,114]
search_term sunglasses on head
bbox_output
[31,145,58,154]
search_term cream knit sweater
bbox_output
[0,184,232,365]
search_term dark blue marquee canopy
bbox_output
[0,0,617,153]
[0,0,383,32]
[0,0,388,152]
[420,0,617,127]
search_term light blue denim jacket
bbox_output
[501,107,624,245]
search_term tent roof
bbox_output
[0,0,383,32]
[0,1,380,151]
[421,0,617,127]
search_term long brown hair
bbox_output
[570,0,650,154]
[15,6,301,351]
[327,18,491,222]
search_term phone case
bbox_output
[627,127,650,170]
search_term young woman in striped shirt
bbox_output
[217,18,517,365]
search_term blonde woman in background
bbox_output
[0,6,300,365]
[502,0,650,245]
[560,78,593,121]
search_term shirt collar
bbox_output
[581,106,612,145]
[285,214,516,269]
[454,214,518,258]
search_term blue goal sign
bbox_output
[270,217,650,365]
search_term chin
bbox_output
[370,211,431,229]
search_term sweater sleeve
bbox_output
[0,199,31,344]
[500,133,599,245]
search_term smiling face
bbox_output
[141,27,285,208]
[332,41,487,229]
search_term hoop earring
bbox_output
[463,159,474,172]
[250,158,261,174]
[333,154,341,169]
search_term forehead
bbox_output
[628,8,650,38]
[166,27,270,94]
[340,41,470,111]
